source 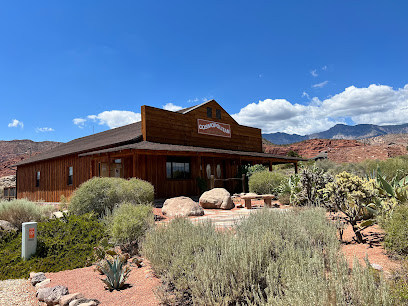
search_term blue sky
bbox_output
[1,1,408,142]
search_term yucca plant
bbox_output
[98,255,131,290]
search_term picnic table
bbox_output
[240,193,277,209]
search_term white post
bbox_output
[22,222,37,260]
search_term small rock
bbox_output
[69,299,100,306]
[31,272,46,286]
[37,285,69,305]
[53,211,64,218]
[29,272,39,279]
[59,293,84,306]
[371,263,383,271]
[35,278,51,289]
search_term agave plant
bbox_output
[375,167,408,220]
[98,255,131,290]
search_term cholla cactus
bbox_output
[289,165,333,206]
[322,172,379,243]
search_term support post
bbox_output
[242,174,246,193]
[294,162,298,174]
[210,175,215,189]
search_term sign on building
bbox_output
[197,119,231,138]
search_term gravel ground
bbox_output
[0,279,42,306]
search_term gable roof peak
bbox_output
[176,99,217,114]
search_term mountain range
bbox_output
[262,123,408,145]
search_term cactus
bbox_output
[98,255,131,290]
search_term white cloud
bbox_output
[163,103,183,112]
[87,110,141,129]
[187,98,200,103]
[232,83,408,135]
[310,70,318,77]
[8,119,23,128]
[322,65,328,70]
[73,111,141,129]
[312,80,329,88]
[302,91,310,99]
[73,118,87,129]
[35,127,54,132]
[187,97,210,103]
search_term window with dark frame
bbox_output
[207,107,212,118]
[216,109,221,119]
[166,157,191,179]
[68,166,73,185]
[36,171,40,187]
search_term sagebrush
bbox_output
[0,199,55,231]
[105,203,154,246]
[143,208,393,305]
[69,177,154,217]
[248,170,286,195]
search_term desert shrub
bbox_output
[143,208,393,305]
[322,172,379,243]
[362,156,408,181]
[389,260,408,304]
[0,199,55,231]
[105,203,154,246]
[277,192,291,205]
[383,204,408,256]
[316,156,408,181]
[0,213,104,280]
[120,178,154,204]
[249,171,285,195]
[69,177,154,217]
[245,164,268,177]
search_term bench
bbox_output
[240,193,277,209]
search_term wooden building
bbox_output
[16,100,303,202]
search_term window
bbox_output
[207,107,212,118]
[216,109,221,119]
[36,171,40,187]
[166,157,191,179]
[67,166,73,185]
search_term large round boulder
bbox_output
[199,188,234,210]
[0,220,18,239]
[162,196,204,217]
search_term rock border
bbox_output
[29,272,100,306]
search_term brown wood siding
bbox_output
[17,155,92,202]
[142,101,262,153]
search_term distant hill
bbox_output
[0,140,62,177]
[263,123,408,145]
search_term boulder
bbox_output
[199,188,234,210]
[31,272,46,286]
[59,293,85,306]
[0,220,17,238]
[162,196,204,217]
[37,285,69,305]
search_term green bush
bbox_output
[143,208,393,305]
[249,170,285,195]
[383,204,408,256]
[0,213,104,280]
[105,203,154,245]
[0,199,55,231]
[69,177,154,217]
[316,156,408,181]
